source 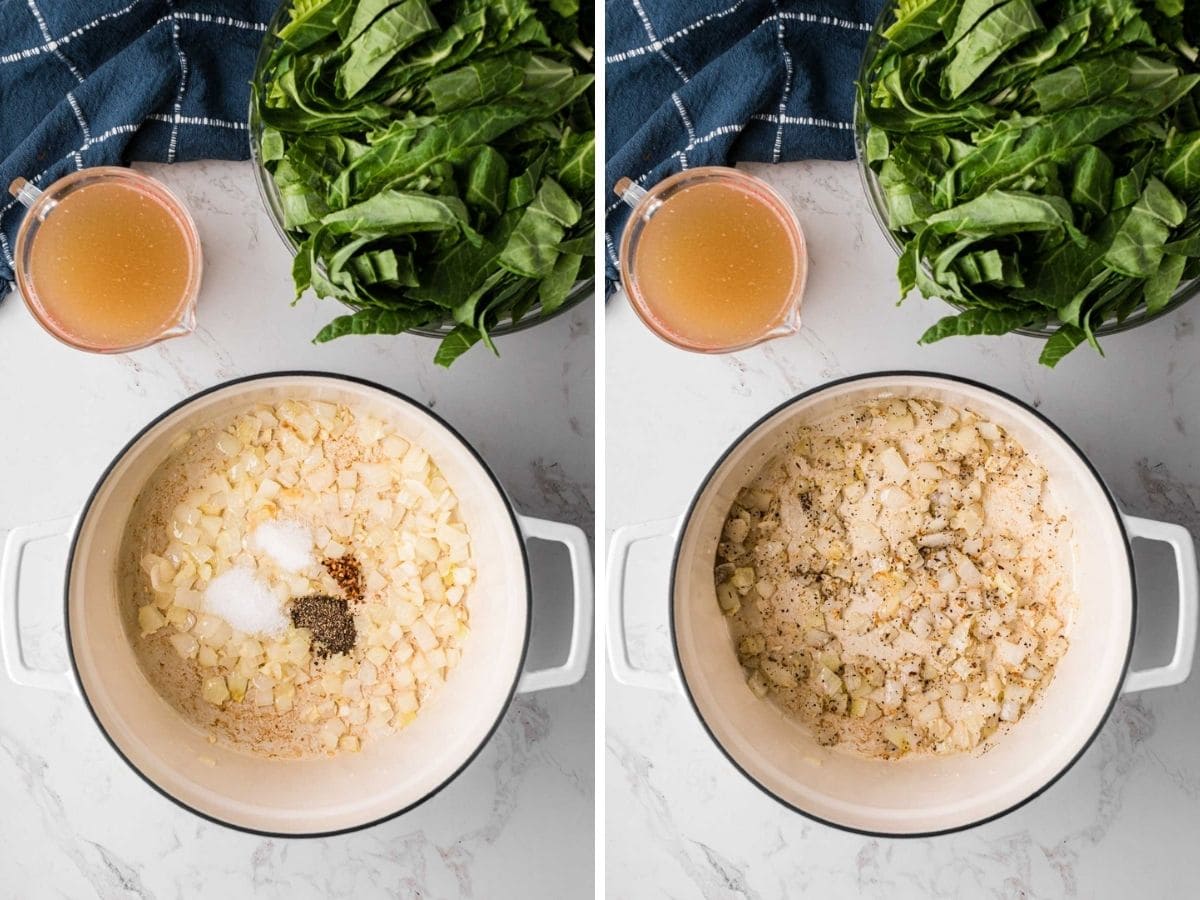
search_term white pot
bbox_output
[0,373,592,836]
[609,373,1197,836]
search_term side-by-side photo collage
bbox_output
[1,1,1197,897]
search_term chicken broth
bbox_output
[23,179,197,350]
[630,180,801,350]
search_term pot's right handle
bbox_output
[1122,515,1199,694]
[1,517,76,694]
[515,515,593,694]
[607,518,682,692]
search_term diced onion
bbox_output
[168,633,199,659]
[747,669,770,699]
[138,605,166,637]
[716,582,740,616]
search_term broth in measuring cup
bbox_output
[618,168,807,353]
[11,167,201,353]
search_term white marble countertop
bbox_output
[0,161,594,898]
[606,160,1200,899]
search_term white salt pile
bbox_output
[252,518,315,573]
[202,567,287,636]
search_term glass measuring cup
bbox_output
[9,167,202,353]
[615,167,808,353]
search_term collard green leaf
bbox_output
[946,0,1008,46]
[925,190,1083,242]
[340,0,400,45]
[1070,146,1114,218]
[943,0,1042,98]
[879,163,935,227]
[1102,177,1187,276]
[465,145,509,222]
[883,0,955,51]
[278,0,352,52]
[1030,55,1131,113]
[337,0,438,99]
[538,252,583,313]
[508,152,548,209]
[557,132,595,193]
[557,230,594,256]
[433,325,483,367]
[424,55,527,112]
[918,307,1038,342]
[1145,253,1187,313]
[865,127,890,164]
[1038,324,1087,367]
[945,104,1137,200]
[321,190,472,237]
[352,248,418,286]
[1162,131,1200,195]
[497,177,581,276]
[352,104,536,198]
[261,127,286,162]
[1166,235,1200,255]
[409,208,520,309]
[314,305,441,341]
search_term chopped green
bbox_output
[862,0,1200,366]
[256,0,594,366]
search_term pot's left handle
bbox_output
[607,518,682,693]
[1122,515,1198,694]
[1,517,76,693]
[515,516,593,693]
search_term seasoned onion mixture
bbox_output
[715,398,1075,758]
[125,400,473,757]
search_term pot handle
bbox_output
[607,518,682,693]
[1,517,76,694]
[515,516,593,693]
[1122,515,1198,694]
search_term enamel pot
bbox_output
[608,372,1197,837]
[1,373,592,837]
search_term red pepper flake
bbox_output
[324,553,364,602]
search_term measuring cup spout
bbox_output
[163,303,198,341]
[769,307,803,339]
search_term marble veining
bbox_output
[0,161,594,898]
[607,160,1200,899]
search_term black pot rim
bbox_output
[667,370,1137,839]
[63,370,533,839]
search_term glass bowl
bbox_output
[247,2,593,340]
[853,3,1199,338]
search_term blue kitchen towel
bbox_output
[0,0,279,299]
[605,0,884,282]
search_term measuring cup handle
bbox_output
[8,176,44,207]
[1,517,76,693]
[613,177,648,209]
[1122,515,1198,694]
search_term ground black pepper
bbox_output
[291,595,357,657]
